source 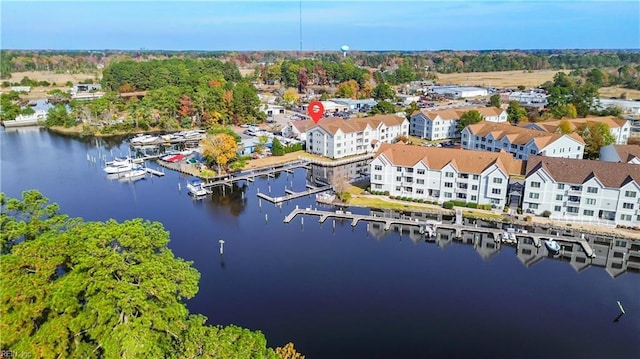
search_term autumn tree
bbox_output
[336,80,360,99]
[179,94,193,119]
[201,133,238,174]
[282,88,300,107]
[297,67,308,93]
[576,122,616,159]
[456,110,484,132]
[557,119,573,134]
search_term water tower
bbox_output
[340,45,350,57]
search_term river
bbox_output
[1,127,639,358]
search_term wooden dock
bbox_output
[283,206,428,232]
[202,161,310,188]
[257,185,332,204]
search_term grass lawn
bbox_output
[347,195,445,212]
[462,210,506,221]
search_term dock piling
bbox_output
[218,239,225,255]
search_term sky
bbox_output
[1,0,639,51]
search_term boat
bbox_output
[103,161,135,174]
[544,239,561,254]
[105,156,133,166]
[186,180,209,196]
[121,167,147,181]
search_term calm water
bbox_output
[1,127,639,359]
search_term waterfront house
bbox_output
[599,144,640,164]
[282,119,315,141]
[306,115,408,159]
[522,155,640,227]
[524,116,631,145]
[462,122,585,160]
[410,107,507,140]
[370,143,525,209]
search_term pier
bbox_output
[283,206,429,232]
[144,167,165,177]
[202,161,310,188]
[283,208,596,257]
[257,185,332,204]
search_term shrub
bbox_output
[341,192,352,202]
[383,191,390,196]
[525,216,533,222]
[443,201,454,210]
[542,210,552,218]
[516,207,523,215]
[503,206,510,213]
[467,202,478,209]
[389,196,396,200]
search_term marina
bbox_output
[257,185,332,204]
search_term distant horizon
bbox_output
[2,1,639,51]
[3,48,640,53]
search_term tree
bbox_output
[370,100,396,115]
[576,122,616,159]
[336,80,360,99]
[506,101,528,124]
[0,191,287,358]
[201,133,238,174]
[557,120,573,134]
[282,88,300,107]
[372,83,394,101]
[488,94,501,108]
[254,135,269,155]
[271,137,285,156]
[456,110,484,132]
[46,104,75,127]
[297,67,308,93]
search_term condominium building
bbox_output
[410,107,507,140]
[522,156,640,227]
[370,143,525,209]
[305,115,409,159]
[524,116,631,145]
[600,144,640,164]
[462,122,585,160]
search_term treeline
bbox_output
[1,190,302,358]
[101,58,241,92]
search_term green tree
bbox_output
[456,110,484,132]
[46,104,75,127]
[372,83,394,101]
[488,94,501,108]
[557,120,573,134]
[576,122,616,159]
[370,100,396,115]
[271,137,285,156]
[0,191,285,358]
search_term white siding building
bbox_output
[522,156,640,227]
[524,116,631,145]
[599,144,640,164]
[462,122,585,160]
[306,115,409,159]
[370,143,525,209]
[410,107,507,140]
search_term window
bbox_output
[491,188,501,195]
[493,178,503,184]
[416,179,424,184]
[471,185,478,191]
[374,175,382,180]
[585,198,596,205]
[625,191,637,198]
[556,195,563,201]
[554,205,561,211]
[529,193,540,199]
[583,210,594,216]
[416,189,424,194]
[471,195,477,201]
[417,169,425,175]
[557,184,565,190]
[567,206,579,213]
[623,202,634,209]
[405,177,413,183]
[406,168,414,173]
[444,182,453,188]
[405,187,413,192]
[528,203,539,209]
[396,176,402,182]
[374,184,383,189]
[620,214,632,221]
[374,165,382,171]
[396,167,402,172]
[444,192,452,198]
[445,172,454,178]
[587,187,598,194]
[530,181,541,188]
[395,186,401,191]
[472,175,479,180]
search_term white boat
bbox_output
[105,156,133,166]
[544,239,561,254]
[187,180,209,196]
[103,162,135,174]
[121,168,147,181]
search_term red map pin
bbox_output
[308,101,324,124]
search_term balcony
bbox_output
[568,189,582,196]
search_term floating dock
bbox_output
[145,167,165,176]
[257,185,332,204]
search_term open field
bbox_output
[598,86,640,101]
[9,71,98,84]
[436,70,565,88]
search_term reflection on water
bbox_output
[207,182,248,217]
